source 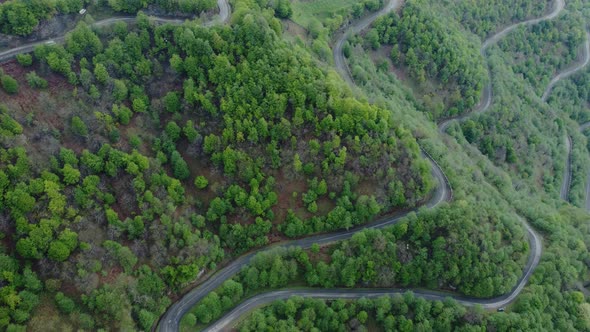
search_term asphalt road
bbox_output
[561,135,573,201]
[0,0,230,63]
[205,217,542,329]
[205,212,543,331]
[580,122,590,211]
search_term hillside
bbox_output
[0,0,435,330]
[0,0,590,331]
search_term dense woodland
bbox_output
[0,0,434,330]
[546,66,590,207]
[237,290,590,331]
[298,0,386,63]
[238,295,484,331]
[106,0,216,15]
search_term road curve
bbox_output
[205,214,542,332]
[542,32,590,102]
[199,0,569,330]
[438,0,565,133]
[0,0,230,63]
[333,0,401,86]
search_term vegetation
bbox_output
[107,0,216,14]
[0,0,434,330]
[363,0,487,118]
[333,3,590,332]
[497,10,585,95]
[184,199,531,327]
[290,0,381,31]
[545,66,590,207]
[1,0,590,330]
[290,0,386,62]
[0,0,90,36]
[240,295,485,331]
[456,2,588,198]
[440,0,550,39]
[0,72,19,94]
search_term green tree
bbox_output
[71,116,88,137]
[165,121,182,141]
[132,98,147,113]
[94,63,110,84]
[55,292,75,314]
[171,151,190,180]
[163,91,181,113]
[275,0,292,18]
[48,241,71,262]
[62,164,81,185]
[112,79,128,102]
[25,72,48,89]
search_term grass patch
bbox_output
[291,0,359,28]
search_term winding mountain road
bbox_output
[204,212,542,332]
[438,0,565,133]
[333,0,401,86]
[540,33,590,203]
[196,0,572,330]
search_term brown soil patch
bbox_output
[270,168,308,224]
[283,19,308,41]
[99,265,123,285]
[307,245,333,264]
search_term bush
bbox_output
[25,72,48,89]
[1,75,19,94]
[16,54,33,66]
[48,241,71,261]
[55,292,75,314]
[194,175,208,189]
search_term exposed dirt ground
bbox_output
[0,14,80,51]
